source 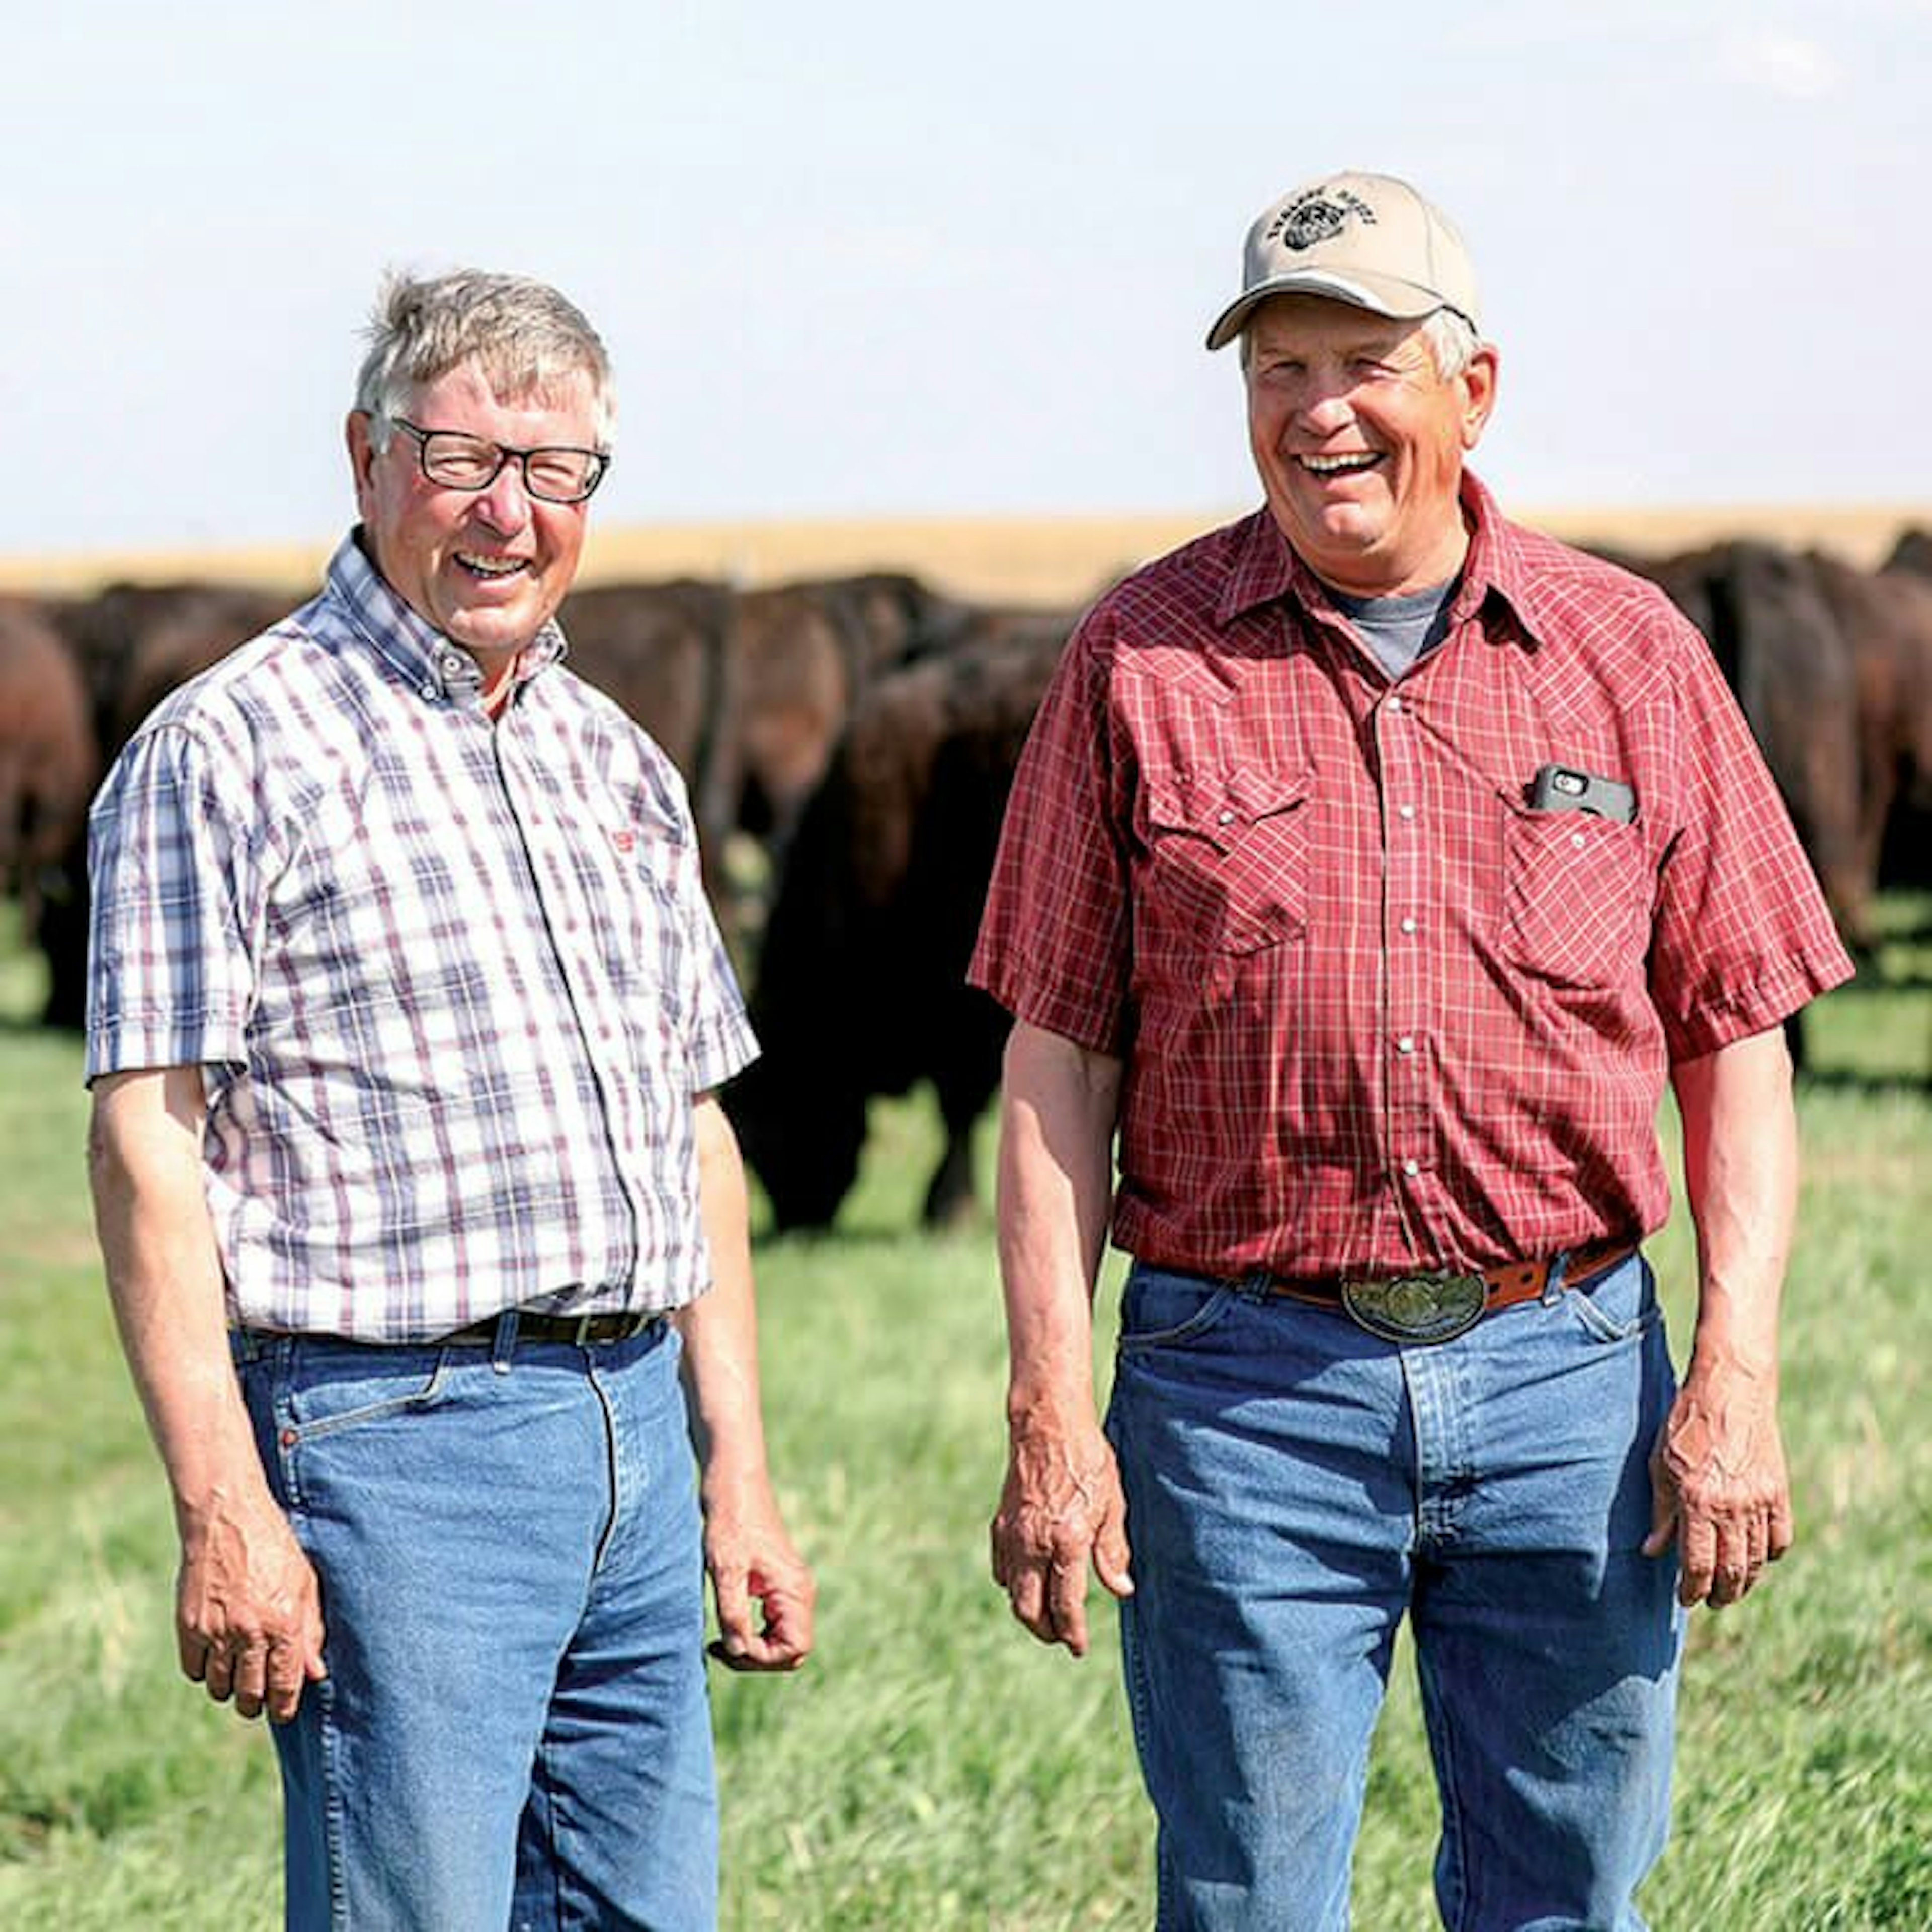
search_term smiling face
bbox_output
[346,359,598,669]
[1243,295,1498,598]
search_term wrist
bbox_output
[159,1412,274,1533]
[1006,1379,1098,1437]
[1684,1325,1781,1389]
[171,1464,276,1542]
[696,1443,775,1497]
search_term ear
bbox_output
[346,411,378,516]
[1459,345,1500,451]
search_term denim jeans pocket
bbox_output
[1117,1266,1243,1353]
[1562,1255,1657,1345]
[276,1341,457,1443]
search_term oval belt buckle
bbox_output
[1340,1270,1487,1345]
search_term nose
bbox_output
[472,456,533,534]
[1298,375,1357,436]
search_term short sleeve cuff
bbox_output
[690,1004,759,1094]
[84,1003,250,1085]
[970,952,1125,1058]
[1658,942,1857,1063]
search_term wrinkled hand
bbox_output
[1643,1365,1793,1608]
[990,1414,1132,1656]
[700,1475,816,1672]
[176,1494,326,1723]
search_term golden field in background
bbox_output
[2,503,1926,607]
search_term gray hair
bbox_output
[1418,307,1480,379]
[1238,304,1482,381]
[354,268,615,449]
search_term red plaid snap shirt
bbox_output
[969,476,1853,1279]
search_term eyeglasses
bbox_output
[387,418,611,504]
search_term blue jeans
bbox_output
[1106,1254,1684,1932]
[234,1315,715,1931]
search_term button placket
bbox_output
[1378,691,1429,1190]
[492,721,649,1262]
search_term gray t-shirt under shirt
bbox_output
[1329,577,1459,680]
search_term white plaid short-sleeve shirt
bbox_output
[86,535,757,1341]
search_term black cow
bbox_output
[560,571,967,942]
[1617,541,1869,954]
[1811,552,1932,897]
[36,581,291,1028]
[1885,527,1932,580]
[729,611,1072,1230]
[0,599,99,1001]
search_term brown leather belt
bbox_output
[439,1309,663,1347]
[1263,1236,1639,1345]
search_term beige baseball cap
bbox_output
[1205,170,1481,351]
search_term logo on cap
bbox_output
[1268,187,1378,253]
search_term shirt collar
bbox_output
[1213,471,1544,648]
[326,529,569,705]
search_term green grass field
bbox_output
[1,903,1926,1929]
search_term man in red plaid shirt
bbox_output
[971,171,1851,1929]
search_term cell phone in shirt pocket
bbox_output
[1526,763,1637,824]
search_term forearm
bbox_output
[996,1021,1122,1426]
[674,1095,772,1486]
[674,1092,814,1667]
[88,1069,265,1528]
[988,1021,1131,1650]
[90,1067,326,1714]
[1671,1026,1798,1384]
[1651,1024,1800,1604]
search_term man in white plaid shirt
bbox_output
[85,269,814,1930]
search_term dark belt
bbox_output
[1262,1236,1639,1345]
[439,1308,663,1347]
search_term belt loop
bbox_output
[491,1309,518,1374]
[1542,1251,1573,1304]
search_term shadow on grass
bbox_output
[1796,1066,1932,1097]
[750,1219,989,1250]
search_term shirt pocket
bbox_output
[1498,793,1652,987]
[1142,764,1314,957]
[590,800,695,1001]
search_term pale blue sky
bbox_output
[5,0,1924,556]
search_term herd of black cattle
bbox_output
[4,532,1929,1227]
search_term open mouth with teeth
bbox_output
[456,552,530,580]
[1299,452,1382,477]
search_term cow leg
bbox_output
[922,1127,979,1229]
[921,1009,1010,1227]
